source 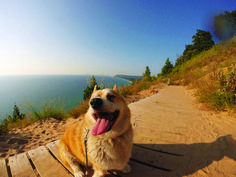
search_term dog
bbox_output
[59,85,133,177]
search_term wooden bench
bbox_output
[0,138,176,177]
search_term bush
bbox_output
[195,71,236,111]
[68,100,89,118]
[0,104,26,135]
[208,91,225,110]
[119,80,152,98]
[119,85,132,98]
[25,98,65,121]
[217,71,236,110]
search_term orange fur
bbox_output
[59,86,133,177]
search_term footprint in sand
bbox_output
[8,138,19,144]
[8,138,28,145]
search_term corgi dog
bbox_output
[59,85,133,177]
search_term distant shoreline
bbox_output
[113,74,142,82]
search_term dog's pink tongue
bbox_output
[92,118,112,136]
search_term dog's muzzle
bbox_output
[90,98,103,110]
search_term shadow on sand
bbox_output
[130,135,236,176]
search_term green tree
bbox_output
[183,29,214,60]
[83,76,100,100]
[161,58,174,76]
[142,66,152,81]
[214,10,236,41]
[175,55,185,67]
[192,29,214,52]
[12,104,24,122]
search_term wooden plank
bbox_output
[9,153,36,177]
[46,140,73,174]
[0,159,8,177]
[46,140,172,177]
[28,146,72,177]
[131,145,173,172]
[46,140,109,177]
[47,140,163,177]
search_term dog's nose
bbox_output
[90,98,103,110]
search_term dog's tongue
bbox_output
[92,113,112,136]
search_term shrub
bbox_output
[119,80,153,98]
[119,85,132,98]
[0,104,26,135]
[208,91,225,110]
[25,98,65,121]
[217,71,236,110]
[68,100,89,118]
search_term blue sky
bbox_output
[0,0,235,76]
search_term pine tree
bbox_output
[12,104,24,122]
[83,76,100,100]
[161,58,174,76]
[142,66,152,81]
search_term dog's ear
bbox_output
[93,85,98,92]
[113,84,119,92]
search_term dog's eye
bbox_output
[107,94,116,101]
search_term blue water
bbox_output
[0,75,130,120]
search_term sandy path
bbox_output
[129,86,236,177]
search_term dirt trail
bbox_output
[129,86,236,177]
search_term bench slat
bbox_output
[28,146,72,177]
[46,140,73,174]
[46,140,98,177]
[0,159,8,177]
[47,140,166,177]
[9,153,36,177]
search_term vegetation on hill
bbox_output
[155,9,236,111]
[142,66,152,82]
[168,37,236,111]
[214,9,236,41]
[0,105,25,134]
[160,58,174,76]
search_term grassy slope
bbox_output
[171,36,236,110]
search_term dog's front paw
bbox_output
[122,164,132,173]
[92,169,106,177]
[74,171,84,177]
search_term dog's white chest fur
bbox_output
[87,133,132,170]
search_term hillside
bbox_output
[113,74,142,82]
[171,36,236,111]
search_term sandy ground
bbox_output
[129,86,236,176]
[1,85,236,176]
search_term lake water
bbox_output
[0,75,130,120]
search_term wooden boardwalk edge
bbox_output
[0,139,175,177]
